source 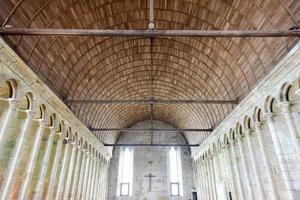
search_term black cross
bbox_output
[144,173,156,191]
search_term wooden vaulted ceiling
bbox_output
[0,0,299,144]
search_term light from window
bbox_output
[117,147,134,196]
[169,147,183,196]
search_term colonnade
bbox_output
[193,75,300,200]
[0,76,111,199]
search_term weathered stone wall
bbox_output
[0,38,111,199]
[108,120,194,200]
[192,42,300,200]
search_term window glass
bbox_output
[169,147,183,196]
[117,147,134,196]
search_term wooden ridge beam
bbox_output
[91,128,213,132]
[1,28,300,37]
[65,99,239,105]
[103,143,199,147]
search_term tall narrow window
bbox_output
[169,147,183,196]
[117,147,134,196]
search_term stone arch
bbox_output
[0,79,18,99]
[19,92,33,111]
[223,134,230,146]
[279,82,293,102]
[229,128,235,141]
[243,115,253,130]
[236,123,243,137]
[264,96,277,113]
[36,104,46,120]
[253,107,264,123]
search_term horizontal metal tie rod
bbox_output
[103,143,199,147]
[65,99,238,105]
[1,28,300,37]
[91,128,213,132]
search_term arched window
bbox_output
[117,147,134,196]
[169,147,183,196]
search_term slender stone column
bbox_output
[18,119,46,200]
[0,99,19,146]
[80,151,91,199]
[200,160,206,200]
[279,102,300,157]
[55,138,71,200]
[265,113,297,200]
[205,158,213,200]
[0,110,34,200]
[244,128,265,200]
[95,159,103,199]
[209,156,217,200]
[213,152,221,185]
[88,156,96,199]
[33,125,56,200]
[86,155,95,200]
[230,140,245,200]
[63,141,77,199]
[82,153,92,199]
[70,145,83,200]
[255,122,279,200]
[45,132,64,200]
[102,164,109,200]
[224,145,238,200]
[92,159,100,200]
[76,149,87,200]
[197,160,203,200]
[237,135,255,199]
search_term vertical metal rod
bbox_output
[149,0,154,24]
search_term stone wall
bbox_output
[192,42,300,200]
[0,38,111,199]
[108,120,194,200]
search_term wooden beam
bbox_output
[65,99,239,105]
[1,28,300,37]
[103,143,199,147]
[91,128,213,132]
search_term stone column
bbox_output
[45,132,64,200]
[103,164,109,200]
[244,128,265,200]
[18,118,46,200]
[86,155,95,200]
[205,158,212,200]
[198,160,204,199]
[76,149,87,200]
[70,145,83,200]
[265,112,297,200]
[88,155,96,199]
[63,141,77,199]
[55,138,71,200]
[230,140,245,200]
[237,135,254,199]
[33,125,56,200]
[0,99,19,145]
[95,159,103,199]
[255,122,279,200]
[92,158,100,200]
[80,151,91,199]
[209,156,217,200]
[0,110,34,200]
[279,102,300,157]
[224,145,238,200]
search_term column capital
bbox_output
[244,128,254,136]
[8,99,19,109]
[25,110,35,118]
[278,101,291,113]
[263,112,274,122]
